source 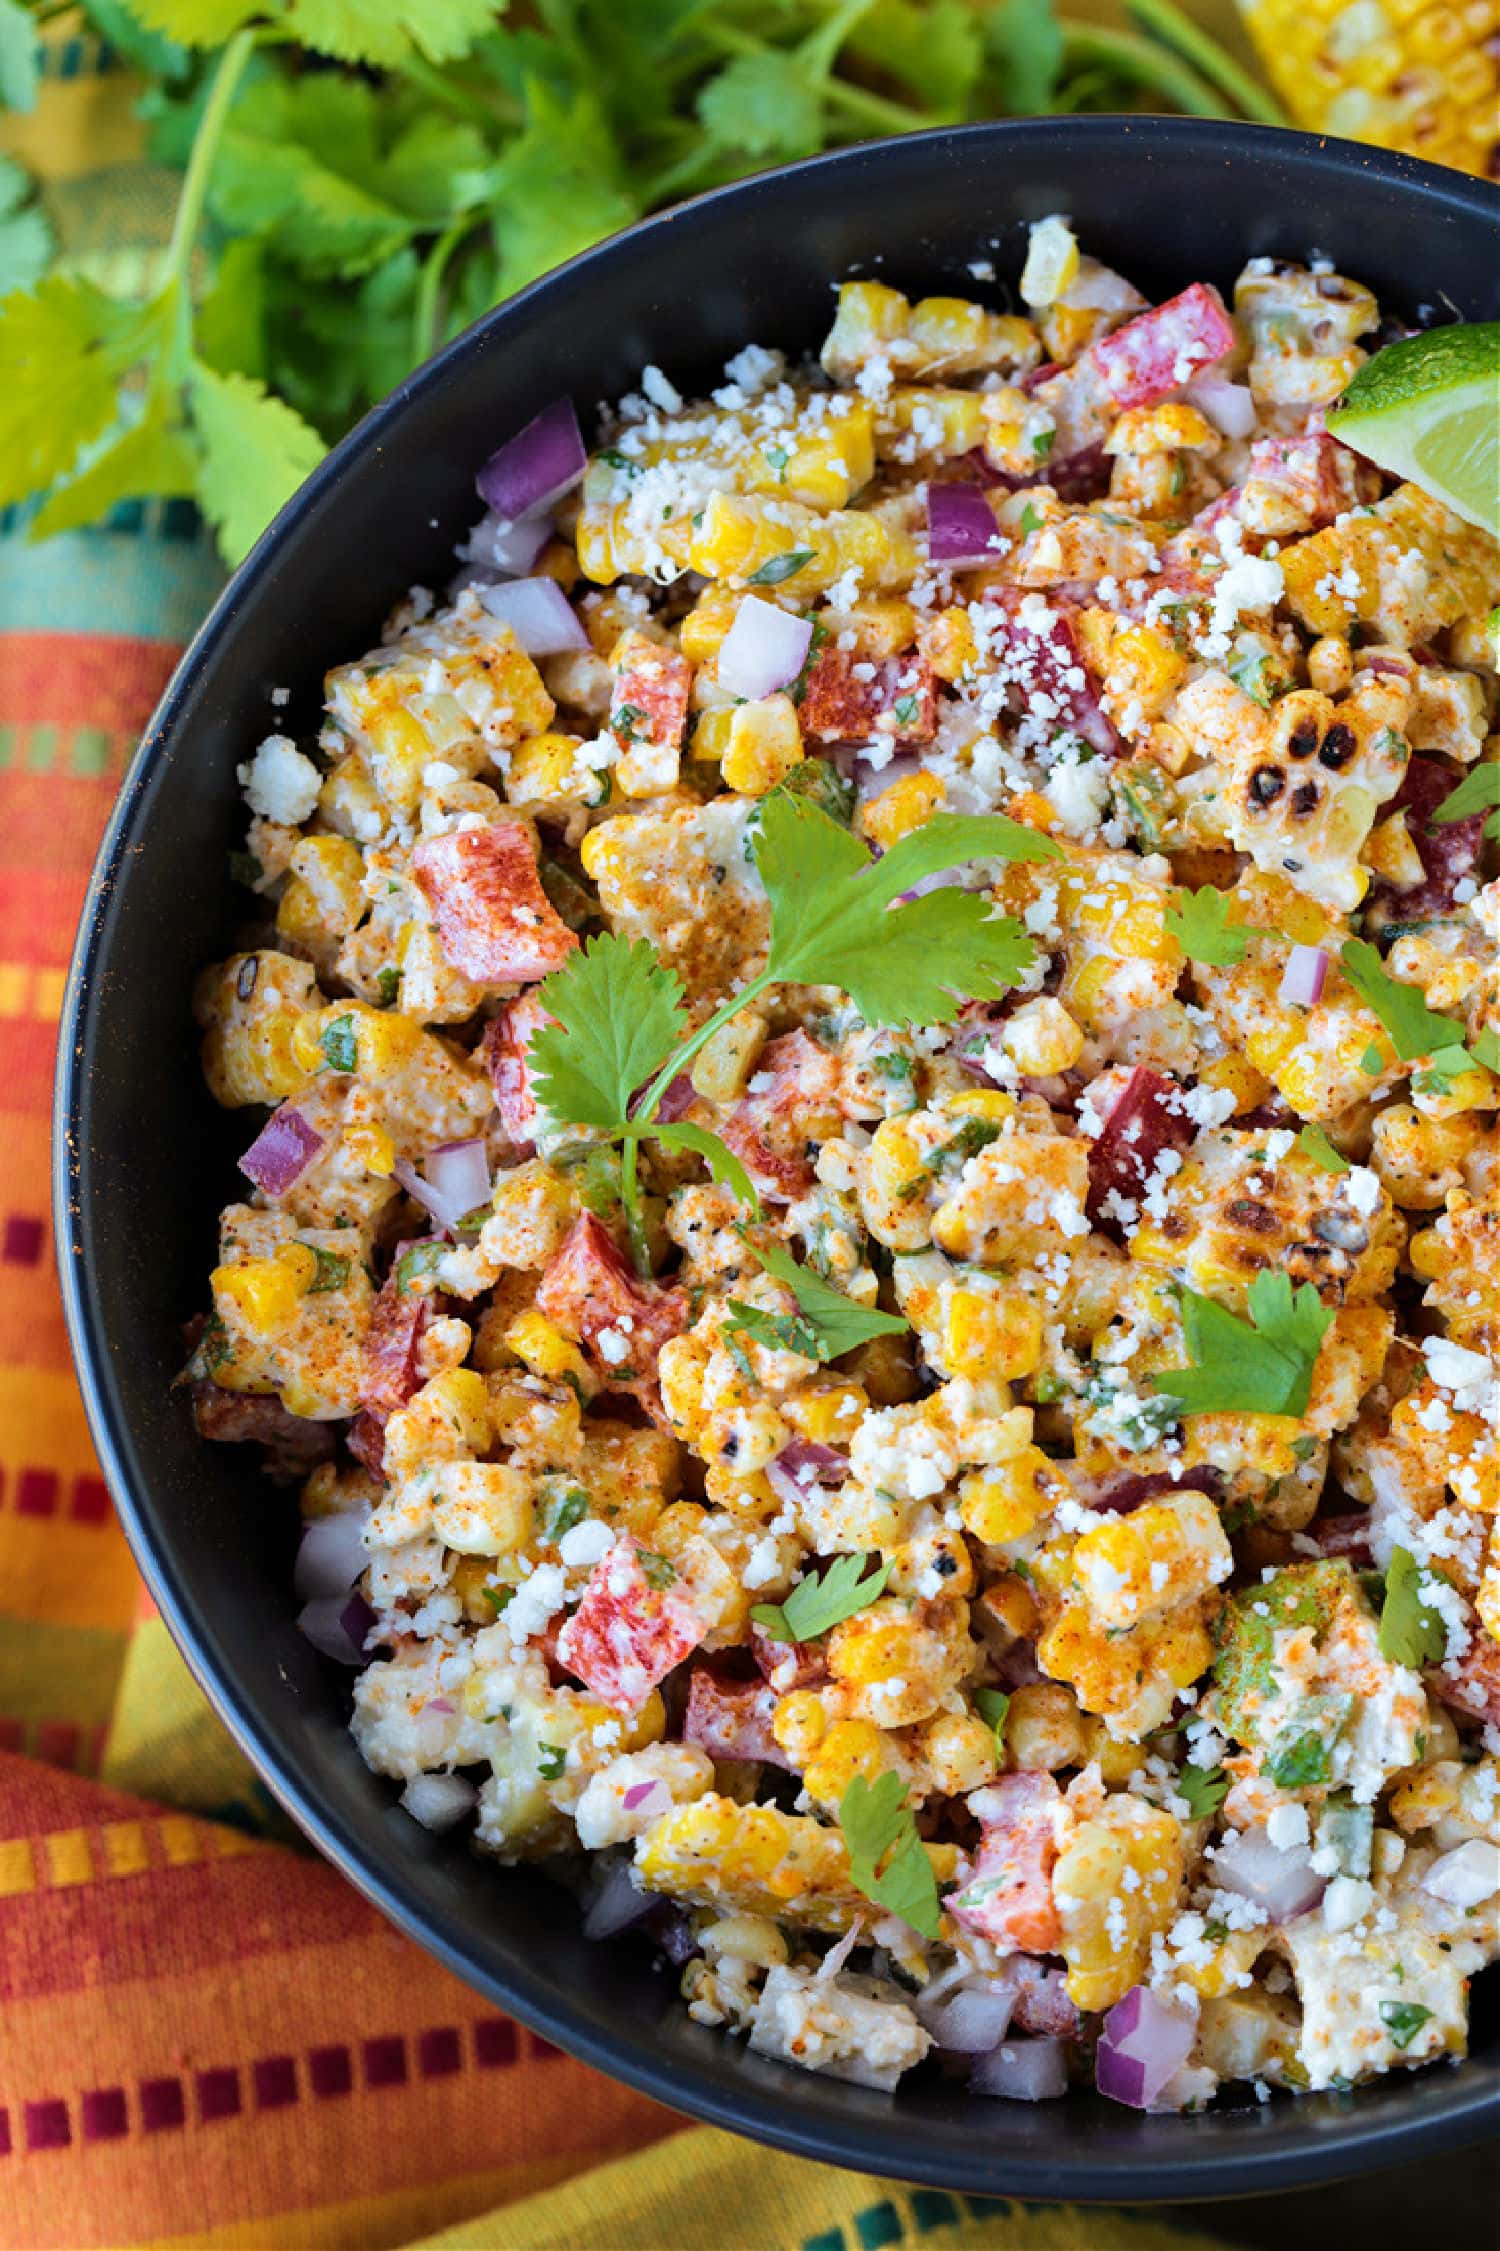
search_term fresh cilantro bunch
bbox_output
[0,0,1285,562]
[528,793,1056,1269]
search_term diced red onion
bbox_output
[817,1917,865,1982]
[476,399,586,519]
[394,1140,490,1236]
[926,483,1004,568]
[649,1904,698,1963]
[293,1508,370,1602]
[1422,1839,1500,1909]
[476,576,589,656]
[1279,944,1329,1009]
[1096,1986,1198,2110]
[1186,373,1257,440]
[462,507,554,579]
[1212,1827,1327,1922]
[655,1074,695,1125]
[971,2036,1069,2101]
[582,1858,656,1939]
[426,1697,456,1715]
[240,1105,324,1197]
[766,1440,847,1512]
[717,595,813,700]
[401,1773,477,1831]
[920,1986,1016,2054]
[621,1778,672,1819]
[297,1591,374,1666]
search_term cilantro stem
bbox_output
[698,20,930,136]
[398,52,516,128]
[1123,0,1291,126]
[1057,22,1235,117]
[414,214,483,363]
[164,31,257,293]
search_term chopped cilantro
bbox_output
[752,1552,890,1644]
[1266,1727,1334,1790]
[1153,1270,1333,1419]
[839,1769,940,1939]
[747,549,814,587]
[319,1013,358,1074]
[304,1245,350,1294]
[375,965,401,1007]
[1378,1544,1447,1668]
[545,1485,589,1542]
[1177,1762,1229,1818]
[975,1686,1010,1757]
[1297,1122,1349,1174]
[1379,2000,1432,2050]
[637,1547,677,1591]
[535,1743,568,1781]
[1031,428,1056,460]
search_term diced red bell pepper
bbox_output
[1085,1065,1194,1232]
[750,1619,828,1692]
[683,1667,790,1767]
[412,821,578,985]
[984,588,1122,758]
[480,991,555,1154]
[555,1535,707,1714]
[1368,753,1484,925]
[346,1409,388,1477]
[950,1772,1063,1955]
[535,1213,687,1391]
[1091,282,1235,411]
[1242,431,1366,530]
[359,1270,434,1421]
[798,647,938,747]
[609,632,693,755]
[721,1029,842,1202]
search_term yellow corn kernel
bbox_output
[782,1383,868,1446]
[364,704,430,811]
[919,1709,1000,1796]
[945,1089,1019,1124]
[1388,1762,1462,1834]
[507,732,603,809]
[1079,1716,1150,1788]
[946,1290,1044,1383]
[424,1366,491,1454]
[1020,214,1080,307]
[431,1461,534,1557]
[918,606,979,684]
[212,1244,316,1342]
[772,1692,829,1764]
[679,586,742,664]
[977,1572,1041,1647]
[1072,1492,1232,1630]
[802,1717,900,1806]
[875,387,988,463]
[1005,1680,1085,1772]
[688,707,733,764]
[860,769,945,848]
[690,1009,767,1104]
[637,1793,867,1931]
[288,834,366,935]
[821,280,912,376]
[959,1449,1052,1544]
[534,538,579,591]
[274,879,325,952]
[826,1599,962,1726]
[844,598,920,659]
[343,1122,396,1176]
[1000,996,1085,1077]
[689,491,918,597]
[1054,1797,1185,2011]
[1175,1927,1265,2003]
[504,1308,595,1395]
[1198,1052,1274,1116]
[720,694,804,796]
[290,1000,422,1081]
[1104,623,1188,719]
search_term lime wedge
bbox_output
[1326,322,1500,538]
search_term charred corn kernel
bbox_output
[689,492,918,596]
[1241,0,1500,178]
[1005,1681,1085,1772]
[802,1717,900,1805]
[959,1449,1052,1544]
[287,835,365,935]
[1019,215,1079,307]
[504,1308,595,1394]
[344,1122,395,1176]
[860,769,944,848]
[919,1709,999,1796]
[431,1460,534,1557]
[918,606,979,683]
[827,1599,964,1727]
[1040,1601,1213,1741]
[1001,997,1085,1077]
[720,694,804,795]
[1199,1052,1274,1115]
[690,1009,767,1104]
[782,1382,868,1445]
[772,1692,828,1764]
[679,586,742,663]
[197,950,319,1109]
[636,1793,864,1931]
[1073,1492,1233,1629]
[946,1089,1019,1124]
[947,1291,1044,1383]
[977,1572,1040,1645]
[211,1244,315,1341]
[507,732,601,809]
[1284,484,1499,643]
[1054,1797,1185,2011]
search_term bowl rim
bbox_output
[54,114,1500,2200]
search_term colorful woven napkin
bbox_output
[0,20,1244,2250]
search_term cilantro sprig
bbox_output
[752,1552,891,1645]
[1377,1545,1447,1669]
[838,1770,941,1941]
[1165,884,1251,968]
[1296,1122,1349,1175]
[730,1234,908,1364]
[1339,939,1500,1089]
[528,798,1056,1271]
[1176,1762,1229,1818]
[1,0,1284,562]
[1153,1270,1334,1419]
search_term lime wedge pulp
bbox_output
[1326,322,1500,538]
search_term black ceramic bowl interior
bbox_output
[57,117,1500,2198]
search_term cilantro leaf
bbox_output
[1296,1122,1349,1175]
[188,362,326,566]
[753,796,1054,1028]
[1154,1270,1333,1418]
[1165,884,1250,967]
[850,0,982,113]
[0,275,150,507]
[839,1770,941,1940]
[1265,1727,1333,1790]
[0,155,50,298]
[0,0,39,111]
[287,0,503,66]
[1228,647,1275,708]
[529,934,687,1133]
[1378,1545,1447,1669]
[985,0,1063,110]
[1339,938,1470,1068]
[126,0,262,44]
[974,1686,1010,1757]
[485,82,638,296]
[535,1741,567,1781]
[752,1552,891,1644]
[742,1233,908,1361]
[1177,1762,1229,1818]
[697,51,824,159]
[1379,1999,1433,2051]
[651,1120,761,1216]
[30,404,198,541]
[724,1301,822,1360]
[1429,761,1500,841]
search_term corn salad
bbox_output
[188,219,1500,2114]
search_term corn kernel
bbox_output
[504,1308,596,1395]
[802,1718,900,1805]
[720,694,804,796]
[679,586,742,663]
[860,769,945,849]
[211,1244,314,1342]
[947,1290,1044,1382]
[1001,996,1085,1077]
[1005,1681,1085,1772]
[772,1692,828,1763]
[960,1450,1053,1545]
[690,1009,767,1104]
[945,1089,1019,1124]
[782,1383,868,1445]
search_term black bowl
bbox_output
[56,117,1500,2199]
